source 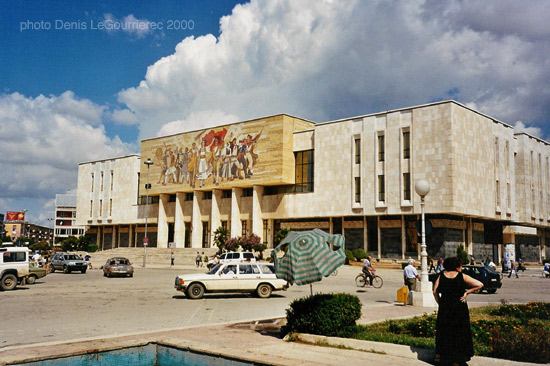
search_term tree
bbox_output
[61,236,79,251]
[456,244,469,265]
[213,226,230,253]
[240,233,261,252]
[274,228,290,248]
[77,235,91,251]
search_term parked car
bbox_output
[175,262,288,299]
[429,265,502,293]
[0,247,30,291]
[207,251,256,269]
[50,253,88,274]
[27,261,47,284]
[103,257,134,278]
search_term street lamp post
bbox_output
[412,180,437,307]
[143,158,154,267]
[47,217,55,246]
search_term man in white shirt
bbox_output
[362,256,374,286]
[403,259,421,291]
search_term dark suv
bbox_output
[429,265,502,294]
[50,253,88,274]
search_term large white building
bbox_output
[76,101,550,263]
[54,194,85,240]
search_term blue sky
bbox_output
[1,0,550,227]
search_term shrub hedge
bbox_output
[352,248,367,260]
[284,293,362,336]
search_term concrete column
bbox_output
[401,215,406,260]
[231,188,243,237]
[191,191,203,248]
[113,226,118,248]
[97,226,102,250]
[377,216,381,260]
[363,217,367,252]
[466,217,473,255]
[174,192,185,248]
[129,224,134,247]
[252,186,263,239]
[211,189,222,246]
[157,194,169,248]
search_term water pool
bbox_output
[14,343,259,366]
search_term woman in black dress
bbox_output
[432,257,483,366]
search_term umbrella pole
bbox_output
[310,284,313,296]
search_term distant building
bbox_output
[5,222,53,243]
[54,194,85,242]
[0,213,5,238]
[76,101,550,263]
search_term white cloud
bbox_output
[0,92,134,222]
[157,110,241,137]
[111,109,139,125]
[514,121,543,138]
[102,13,153,39]
[117,0,550,141]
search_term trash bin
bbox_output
[397,286,408,305]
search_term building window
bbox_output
[242,220,248,236]
[109,199,113,216]
[202,221,209,247]
[89,200,93,217]
[378,134,385,162]
[295,150,314,192]
[110,170,114,191]
[263,220,268,244]
[496,180,500,208]
[354,138,361,164]
[168,194,177,202]
[203,191,212,200]
[91,173,94,192]
[378,175,385,202]
[507,182,511,207]
[100,172,104,191]
[222,190,232,199]
[403,173,411,201]
[221,221,228,230]
[495,137,499,166]
[403,131,410,159]
[264,186,278,195]
[99,200,103,216]
[185,193,193,201]
[505,140,509,171]
[354,177,361,203]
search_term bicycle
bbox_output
[355,269,383,288]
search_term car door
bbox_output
[238,264,261,291]
[52,254,62,270]
[217,264,239,290]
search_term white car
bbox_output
[175,262,288,299]
[207,251,256,269]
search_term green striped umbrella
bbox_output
[273,229,345,287]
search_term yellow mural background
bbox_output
[140,115,313,196]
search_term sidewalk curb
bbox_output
[291,333,542,366]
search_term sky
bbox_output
[1,0,550,227]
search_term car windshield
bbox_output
[111,259,129,265]
[65,255,80,260]
[484,266,499,275]
[208,264,222,274]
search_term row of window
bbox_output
[91,171,114,193]
[89,199,113,217]
[354,131,411,204]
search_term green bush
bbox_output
[490,325,550,363]
[87,244,98,253]
[489,302,550,321]
[284,293,362,336]
[345,249,355,262]
[352,248,367,260]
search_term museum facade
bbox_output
[76,101,550,262]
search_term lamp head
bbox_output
[415,180,431,197]
[144,158,154,166]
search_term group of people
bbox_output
[194,251,213,268]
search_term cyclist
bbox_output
[362,255,375,286]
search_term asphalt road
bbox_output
[1,264,548,350]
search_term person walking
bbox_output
[428,256,436,273]
[432,257,483,366]
[195,251,201,267]
[403,259,420,291]
[171,251,175,266]
[508,260,519,278]
[84,253,92,269]
[201,252,208,267]
[436,256,443,273]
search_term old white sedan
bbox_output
[174,262,288,299]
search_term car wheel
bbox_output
[486,289,497,294]
[129,273,133,277]
[103,271,107,277]
[256,284,272,298]
[63,266,70,274]
[50,266,55,273]
[1,274,18,291]
[186,283,205,299]
[81,268,87,274]
[27,275,37,285]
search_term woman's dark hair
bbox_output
[443,257,462,271]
